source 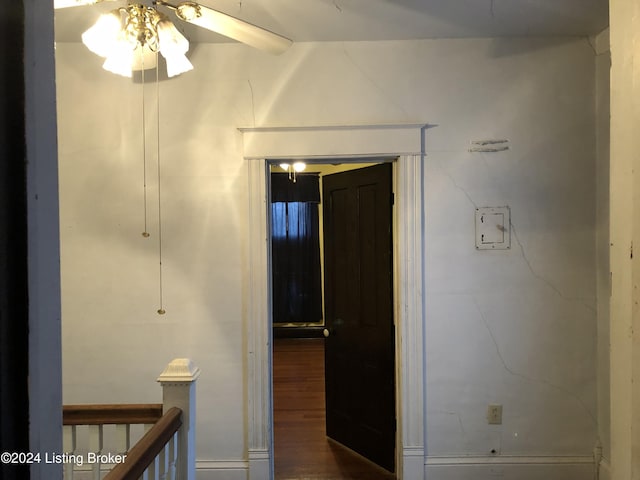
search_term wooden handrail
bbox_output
[103,407,182,480]
[63,404,163,425]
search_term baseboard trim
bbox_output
[425,455,594,480]
[196,460,248,480]
[69,459,250,480]
[426,455,594,465]
[71,454,597,480]
[599,458,611,480]
[402,446,425,480]
[247,448,271,480]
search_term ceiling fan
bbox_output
[54,0,292,76]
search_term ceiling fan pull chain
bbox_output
[156,57,166,315]
[141,51,150,238]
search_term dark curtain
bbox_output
[271,172,321,203]
[271,173,322,324]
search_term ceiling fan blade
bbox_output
[54,0,118,9]
[155,1,292,55]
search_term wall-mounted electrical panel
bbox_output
[475,207,510,250]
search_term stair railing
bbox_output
[62,358,200,480]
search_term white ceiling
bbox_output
[54,0,609,45]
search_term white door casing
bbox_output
[243,124,427,480]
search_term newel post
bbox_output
[158,358,201,480]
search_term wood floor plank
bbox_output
[273,338,395,480]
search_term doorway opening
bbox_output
[269,159,397,479]
[243,122,427,480]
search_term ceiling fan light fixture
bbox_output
[75,0,291,77]
[81,4,193,78]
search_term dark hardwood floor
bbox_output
[273,338,395,480]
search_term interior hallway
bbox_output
[273,338,395,480]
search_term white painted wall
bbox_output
[594,27,611,474]
[55,37,598,476]
[420,44,597,476]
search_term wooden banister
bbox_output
[62,359,199,480]
[103,407,182,480]
[63,404,163,425]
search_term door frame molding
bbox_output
[242,124,427,480]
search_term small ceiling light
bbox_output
[82,4,192,78]
[279,162,306,183]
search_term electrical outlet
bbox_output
[487,404,502,425]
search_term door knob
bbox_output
[323,328,330,338]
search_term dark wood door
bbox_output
[322,163,395,473]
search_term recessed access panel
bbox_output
[475,207,510,250]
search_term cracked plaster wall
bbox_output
[55,36,599,464]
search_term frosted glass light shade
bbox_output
[164,53,194,78]
[81,11,122,57]
[157,19,190,55]
[132,44,158,71]
[102,34,134,77]
[157,19,193,77]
